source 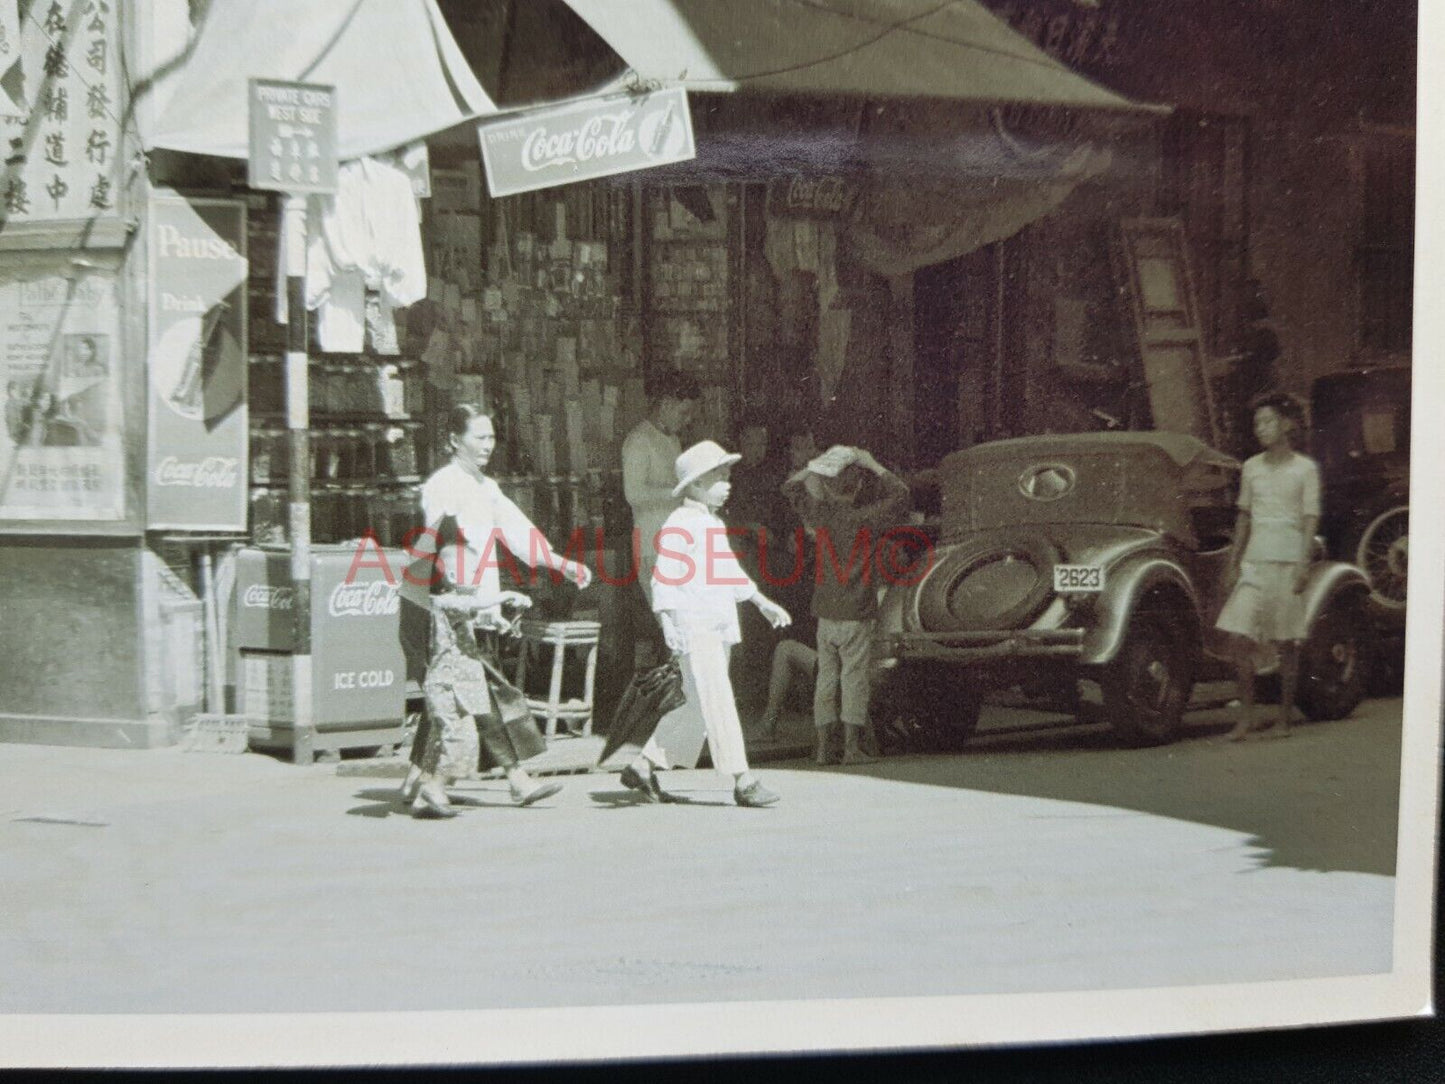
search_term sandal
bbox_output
[511,780,564,807]
[411,782,457,819]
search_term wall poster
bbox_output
[146,194,248,531]
[0,262,124,521]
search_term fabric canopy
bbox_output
[561,0,1165,113]
[146,0,501,160]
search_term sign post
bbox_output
[248,79,338,759]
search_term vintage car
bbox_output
[871,431,1370,749]
[1310,366,1409,665]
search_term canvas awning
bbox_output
[561,0,1166,113]
[146,0,502,160]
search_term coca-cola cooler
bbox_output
[233,544,411,762]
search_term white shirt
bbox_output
[651,499,758,644]
[1239,451,1321,563]
[621,418,682,567]
[419,459,551,617]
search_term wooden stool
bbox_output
[513,619,602,738]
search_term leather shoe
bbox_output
[733,779,780,808]
[620,763,678,803]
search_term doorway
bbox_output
[912,244,1003,468]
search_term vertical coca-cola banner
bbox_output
[146,195,248,530]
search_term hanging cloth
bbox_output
[845,104,1113,278]
[306,156,428,352]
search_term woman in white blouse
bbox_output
[401,404,593,817]
[1216,392,1321,742]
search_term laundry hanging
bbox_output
[305,155,429,353]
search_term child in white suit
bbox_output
[620,441,792,807]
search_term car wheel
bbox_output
[872,669,983,754]
[1297,599,1367,721]
[1101,618,1193,746]
[1353,505,1408,615]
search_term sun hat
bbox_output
[672,440,742,497]
[806,444,858,478]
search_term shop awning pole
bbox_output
[282,194,315,756]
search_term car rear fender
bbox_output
[1301,561,1371,627]
[1083,556,1201,667]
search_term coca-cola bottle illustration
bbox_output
[648,102,676,157]
[168,334,206,416]
[167,309,232,424]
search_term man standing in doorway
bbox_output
[621,370,701,660]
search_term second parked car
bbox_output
[871,431,1371,749]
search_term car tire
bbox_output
[1297,598,1367,721]
[1100,617,1193,746]
[916,530,1062,634]
[1352,504,1408,616]
[872,668,983,754]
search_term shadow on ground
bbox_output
[778,699,1403,877]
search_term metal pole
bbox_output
[199,546,224,715]
[283,194,315,762]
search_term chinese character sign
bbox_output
[247,79,337,194]
[147,195,249,531]
[0,0,123,222]
[0,265,125,522]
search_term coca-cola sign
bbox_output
[154,456,240,488]
[147,195,248,530]
[479,86,696,198]
[766,175,859,220]
[327,580,401,619]
[241,584,295,611]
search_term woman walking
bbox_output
[1218,392,1321,741]
[401,404,593,817]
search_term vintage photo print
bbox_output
[0,0,1436,1069]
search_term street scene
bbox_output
[0,0,1428,1067]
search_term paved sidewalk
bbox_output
[0,737,1393,1016]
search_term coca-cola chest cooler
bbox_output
[233,545,410,760]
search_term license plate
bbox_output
[1053,564,1104,593]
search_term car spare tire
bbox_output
[916,530,1062,634]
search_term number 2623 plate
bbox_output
[1053,564,1104,593]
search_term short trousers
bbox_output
[1215,560,1306,644]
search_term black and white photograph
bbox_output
[0,0,1438,1070]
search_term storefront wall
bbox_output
[1007,138,1161,442]
[0,0,232,748]
[986,0,1416,397]
[678,96,1161,467]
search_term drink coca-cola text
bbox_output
[783,175,852,215]
[241,584,295,610]
[154,455,240,488]
[521,111,638,173]
[328,580,401,619]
